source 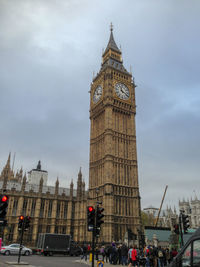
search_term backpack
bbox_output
[158,250,163,258]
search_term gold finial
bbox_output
[110,22,113,32]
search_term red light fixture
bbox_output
[20,215,24,220]
[88,206,94,212]
[1,195,8,202]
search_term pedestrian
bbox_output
[100,246,105,261]
[87,244,91,252]
[165,248,170,265]
[81,243,87,261]
[157,246,164,267]
[111,243,118,265]
[95,246,99,260]
[117,244,122,265]
[153,246,158,267]
[108,245,113,264]
[139,247,146,267]
[131,245,138,267]
[148,246,154,267]
[144,245,150,267]
[105,245,110,263]
[170,247,178,260]
[128,245,133,267]
[121,243,128,266]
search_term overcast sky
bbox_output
[0,0,200,210]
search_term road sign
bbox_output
[97,260,104,267]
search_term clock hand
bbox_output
[125,92,129,97]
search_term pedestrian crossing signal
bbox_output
[96,206,104,237]
[87,206,95,231]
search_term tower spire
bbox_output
[103,23,121,55]
[6,152,11,168]
[110,22,113,32]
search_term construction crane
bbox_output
[154,185,168,227]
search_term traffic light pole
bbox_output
[91,224,95,267]
[18,219,25,264]
[95,203,98,260]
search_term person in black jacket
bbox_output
[117,245,122,265]
[121,243,128,265]
[111,243,118,264]
[105,245,110,263]
[81,244,88,261]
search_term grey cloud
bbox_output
[0,0,200,210]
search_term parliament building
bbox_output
[0,27,142,247]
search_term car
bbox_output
[1,243,32,256]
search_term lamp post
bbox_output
[96,188,100,201]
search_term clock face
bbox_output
[93,85,102,103]
[115,83,130,100]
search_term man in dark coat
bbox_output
[121,243,128,265]
[81,244,88,261]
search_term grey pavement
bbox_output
[0,255,123,267]
[0,255,88,267]
[76,259,122,267]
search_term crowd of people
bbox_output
[81,242,178,266]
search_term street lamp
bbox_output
[96,188,100,201]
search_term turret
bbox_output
[70,179,74,198]
[21,173,27,192]
[82,180,85,198]
[37,160,41,171]
[77,167,82,199]
[39,176,43,193]
[55,177,59,195]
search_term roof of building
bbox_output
[144,205,158,210]
[1,181,77,196]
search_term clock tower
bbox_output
[89,25,141,243]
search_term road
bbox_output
[0,255,90,267]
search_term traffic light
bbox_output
[18,215,24,231]
[173,224,179,235]
[24,216,31,231]
[87,206,95,231]
[95,206,104,237]
[182,214,190,233]
[0,195,9,226]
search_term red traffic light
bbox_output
[88,206,94,212]
[19,215,24,220]
[1,195,8,202]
